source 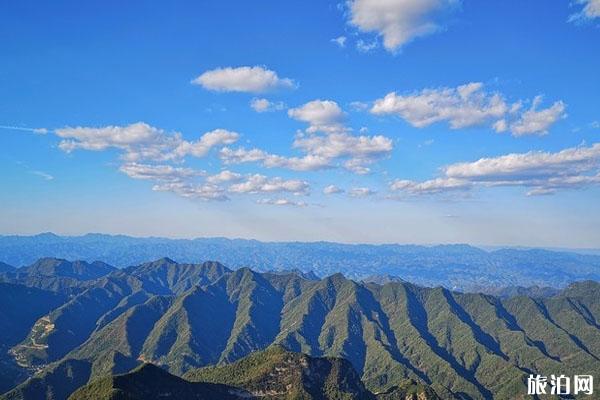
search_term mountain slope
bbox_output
[0,258,115,294]
[20,258,115,280]
[2,259,600,400]
[0,262,14,273]
[69,363,243,400]
[69,347,439,400]
[2,234,600,289]
[186,345,376,399]
[0,283,67,393]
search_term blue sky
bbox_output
[1,0,599,247]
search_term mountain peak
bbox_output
[23,258,115,280]
[0,261,15,273]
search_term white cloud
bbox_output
[205,170,243,184]
[152,182,229,201]
[371,82,508,129]
[220,130,392,174]
[331,36,347,47]
[256,198,308,207]
[506,97,566,137]
[390,142,600,196]
[31,171,54,181]
[343,158,372,174]
[349,101,370,112]
[347,0,460,52]
[356,39,378,52]
[222,99,393,174]
[293,131,393,161]
[250,98,286,113]
[120,163,202,182]
[288,100,346,134]
[419,139,435,147]
[54,124,241,202]
[390,177,470,194]
[0,125,48,134]
[323,185,344,194]
[228,174,310,195]
[349,187,376,197]
[55,123,238,162]
[171,129,240,159]
[192,66,296,93]
[569,0,600,22]
[220,147,332,171]
[371,83,566,136]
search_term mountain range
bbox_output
[0,257,599,399]
[69,346,439,400]
[2,233,600,290]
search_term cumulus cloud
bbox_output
[222,100,393,174]
[349,101,370,112]
[288,100,346,134]
[569,0,600,22]
[152,182,229,201]
[55,123,239,162]
[220,147,332,171]
[371,83,566,136]
[356,39,378,52]
[250,98,286,113]
[120,163,202,182]
[220,131,392,174]
[390,177,471,194]
[228,174,309,195]
[390,142,600,196]
[192,66,296,93]
[331,36,347,47]
[256,198,308,207]
[205,170,243,184]
[504,96,566,137]
[52,123,245,202]
[323,185,344,194]
[347,0,460,52]
[293,131,392,162]
[349,187,376,197]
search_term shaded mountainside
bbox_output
[19,258,115,280]
[0,258,116,294]
[185,345,373,399]
[362,275,406,285]
[2,233,600,289]
[0,262,14,273]
[69,363,243,400]
[1,258,600,399]
[0,283,67,393]
[474,285,561,299]
[70,347,439,400]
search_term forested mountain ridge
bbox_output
[0,257,599,399]
[69,347,436,400]
[2,233,600,290]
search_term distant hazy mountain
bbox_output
[2,233,600,290]
[0,262,14,273]
[266,268,320,280]
[19,258,115,280]
[2,258,600,399]
[474,285,561,299]
[362,274,406,285]
[0,258,115,294]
